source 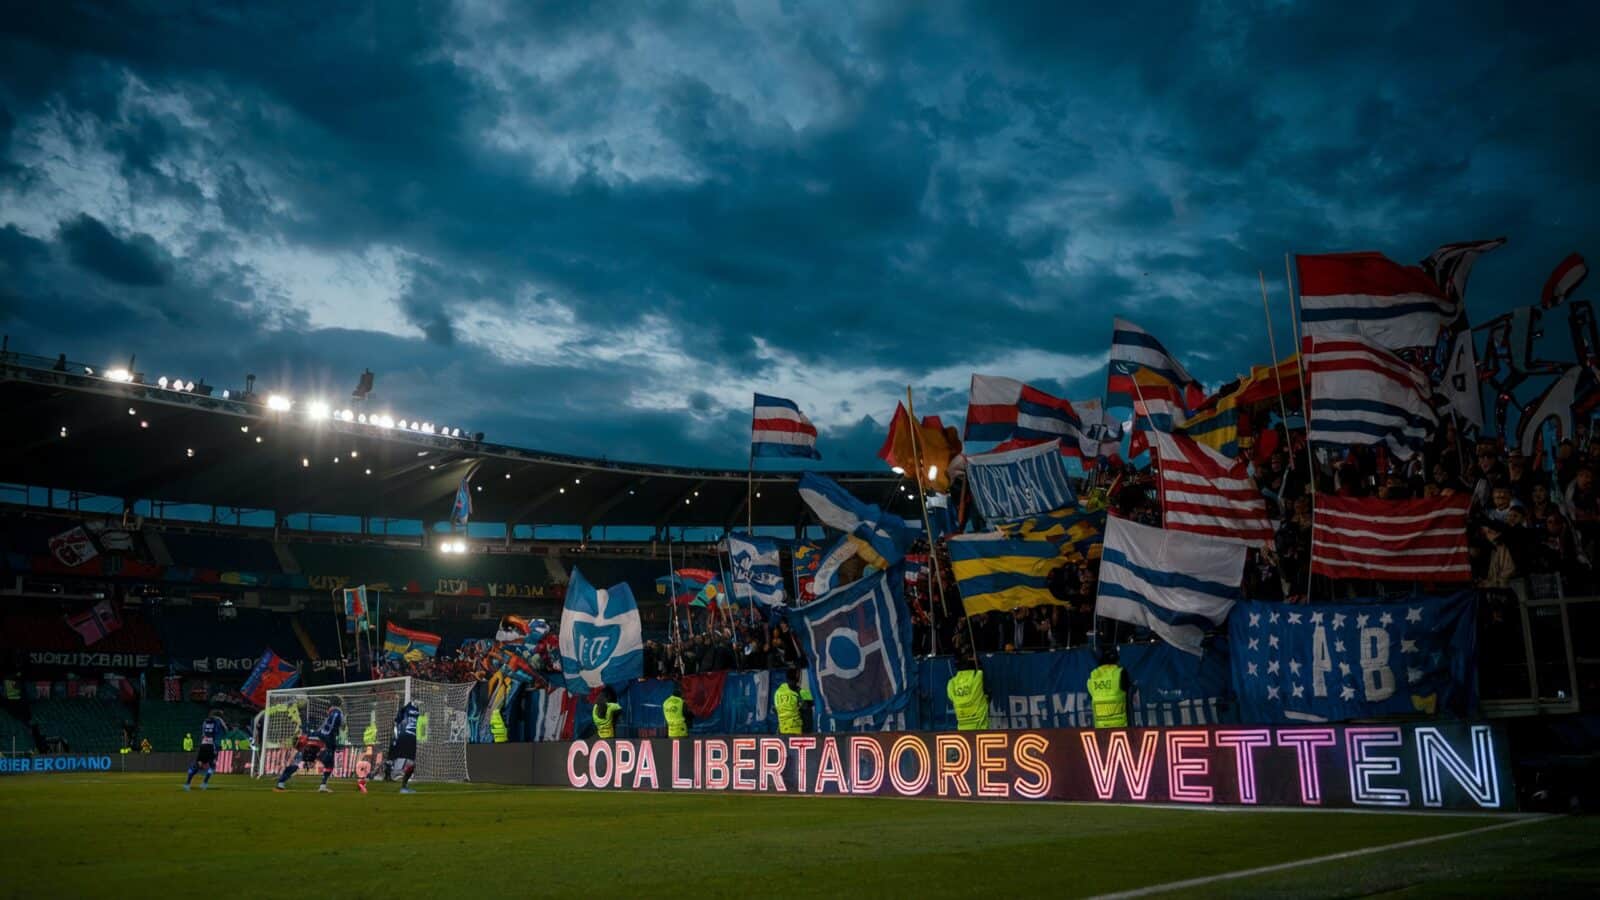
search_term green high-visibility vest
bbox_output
[1087,664,1127,728]
[947,669,989,731]
[417,713,430,743]
[774,684,802,735]
[3,679,19,701]
[490,709,508,743]
[663,696,687,738]
[593,703,620,739]
[182,734,194,751]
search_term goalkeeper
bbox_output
[275,697,345,793]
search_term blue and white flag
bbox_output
[965,440,1077,522]
[450,471,473,527]
[727,533,785,607]
[558,567,643,693]
[1229,593,1478,724]
[1096,517,1243,656]
[790,567,913,723]
[797,472,918,569]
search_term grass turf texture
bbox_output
[0,775,1592,898]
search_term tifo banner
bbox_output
[538,721,1513,812]
[1228,594,1477,723]
[790,568,913,726]
[965,440,1078,521]
[559,567,643,692]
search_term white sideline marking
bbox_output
[1089,815,1559,899]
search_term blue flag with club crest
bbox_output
[789,567,913,724]
[559,567,644,693]
[1229,592,1477,724]
[727,533,785,608]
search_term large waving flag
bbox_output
[1152,430,1273,546]
[1179,356,1302,457]
[450,472,473,527]
[1096,517,1244,656]
[878,403,961,492]
[964,375,1085,452]
[751,393,821,459]
[996,506,1106,562]
[241,649,299,707]
[1312,494,1472,582]
[1307,334,1436,460]
[1541,252,1588,308]
[1108,318,1204,411]
[727,533,786,608]
[1074,398,1124,463]
[1421,237,1505,304]
[383,623,443,662]
[797,472,918,570]
[64,599,121,646]
[560,567,644,691]
[948,533,1064,614]
[790,568,912,723]
[342,585,371,634]
[964,440,1078,522]
[1297,251,1454,349]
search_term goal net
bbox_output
[251,677,474,783]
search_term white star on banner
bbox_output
[1269,634,1280,649]
[1335,640,1346,654]
[1268,659,1280,675]
[1249,612,1261,628]
[1339,661,1352,677]
[1408,667,1423,685]
[1357,613,1370,629]
[1311,612,1324,625]
[1248,638,1259,651]
[1289,658,1302,676]
[1340,685,1356,701]
[1402,639,1418,654]
[1406,607,1423,624]
[1247,661,1258,677]
[1380,611,1394,627]
[1332,613,1347,629]
[1270,611,1280,625]
[1267,685,1280,700]
[1292,683,1305,698]
[1287,612,1303,625]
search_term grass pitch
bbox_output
[0,774,1592,898]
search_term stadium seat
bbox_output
[27,698,129,754]
[0,707,34,754]
[161,531,283,574]
[137,699,214,752]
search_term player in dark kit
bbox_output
[182,709,228,791]
[275,698,345,792]
[383,698,421,794]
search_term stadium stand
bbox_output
[0,608,164,656]
[138,699,215,752]
[0,707,33,754]
[161,531,282,574]
[28,697,127,753]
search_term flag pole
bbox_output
[1285,253,1316,497]
[904,386,949,657]
[1258,271,1297,455]
[1128,376,1168,525]
[331,587,348,684]
[747,396,756,533]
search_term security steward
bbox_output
[490,707,509,743]
[947,651,989,731]
[593,686,622,739]
[663,682,692,738]
[1087,645,1133,728]
[775,669,804,736]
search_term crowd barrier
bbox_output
[541,722,1514,812]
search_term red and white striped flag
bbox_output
[1153,430,1273,546]
[1311,494,1471,582]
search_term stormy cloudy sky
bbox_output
[2,1,1597,469]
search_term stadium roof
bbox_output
[1,352,906,531]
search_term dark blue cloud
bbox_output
[1,0,1598,470]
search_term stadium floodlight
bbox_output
[350,450,359,458]
[306,400,331,420]
[221,389,230,399]
[240,425,249,433]
[450,428,461,437]
[255,436,262,443]
[397,419,409,430]
[377,415,394,429]
[252,677,471,784]
[302,457,310,467]
[128,407,136,415]
[339,409,354,422]
[186,448,194,458]
[364,468,371,475]
[139,420,148,429]
[59,426,67,438]
[421,422,434,434]
[755,491,762,498]
[106,368,134,383]
[891,466,905,475]
[927,465,939,480]
[266,394,291,412]
[157,376,169,389]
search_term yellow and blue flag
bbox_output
[997,507,1106,562]
[947,533,1065,615]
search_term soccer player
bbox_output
[382,698,422,794]
[182,708,228,790]
[275,733,325,792]
[276,697,345,792]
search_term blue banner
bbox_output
[621,671,782,736]
[790,568,913,724]
[1228,594,1477,724]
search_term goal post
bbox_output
[251,676,474,783]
